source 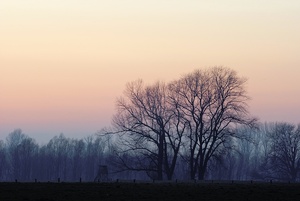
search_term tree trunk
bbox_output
[157,135,164,180]
[190,158,197,180]
[198,165,206,180]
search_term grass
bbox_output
[0,181,299,201]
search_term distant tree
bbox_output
[18,137,38,181]
[168,67,256,180]
[261,123,300,182]
[245,122,270,180]
[83,135,96,181]
[70,139,85,181]
[35,144,50,181]
[6,129,26,180]
[202,126,260,181]
[230,126,259,180]
[46,134,71,181]
[84,135,97,181]
[0,140,7,180]
[84,134,107,181]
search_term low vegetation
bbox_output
[1,181,300,201]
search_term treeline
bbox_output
[0,122,299,182]
[0,129,112,182]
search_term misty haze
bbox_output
[1,1,300,200]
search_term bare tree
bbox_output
[4,129,38,181]
[70,139,85,181]
[83,134,107,181]
[18,137,38,181]
[6,129,26,180]
[233,127,255,180]
[35,144,49,181]
[169,67,256,180]
[111,81,184,180]
[46,134,71,181]
[0,140,7,180]
[263,122,300,182]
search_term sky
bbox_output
[1,0,300,143]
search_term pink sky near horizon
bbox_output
[1,1,300,143]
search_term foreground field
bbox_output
[0,181,300,201]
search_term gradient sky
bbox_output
[1,0,300,143]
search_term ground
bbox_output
[0,181,299,201]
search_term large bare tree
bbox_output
[110,67,255,180]
[168,67,256,180]
[111,80,185,180]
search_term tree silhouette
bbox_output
[110,67,256,180]
[168,67,257,180]
[262,123,300,182]
[111,81,184,180]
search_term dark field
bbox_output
[1,181,300,201]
